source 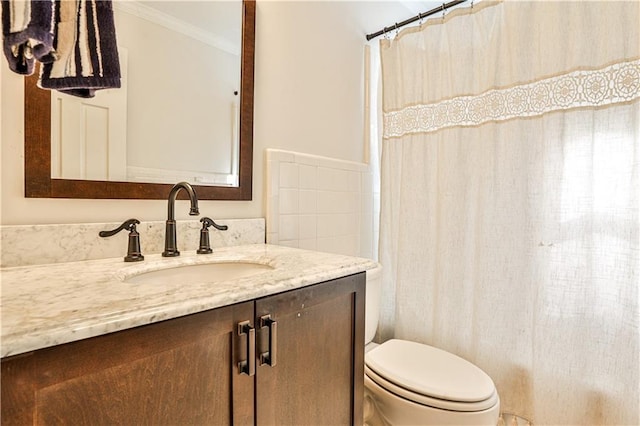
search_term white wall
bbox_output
[1,1,407,226]
[117,9,239,176]
[264,149,375,259]
[253,1,367,162]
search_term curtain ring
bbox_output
[418,12,423,25]
[394,22,399,36]
[442,3,446,20]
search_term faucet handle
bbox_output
[200,217,229,231]
[197,217,228,254]
[99,218,139,237]
[99,219,144,262]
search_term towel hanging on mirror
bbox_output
[1,0,121,98]
[41,0,121,98]
[1,0,56,75]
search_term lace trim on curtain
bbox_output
[383,59,640,139]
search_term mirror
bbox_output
[24,0,255,200]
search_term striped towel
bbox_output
[1,0,56,75]
[2,0,120,98]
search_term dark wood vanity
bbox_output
[1,273,365,425]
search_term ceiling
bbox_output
[135,1,469,46]
[142,1,242,40]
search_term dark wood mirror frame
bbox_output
[24,0,254,200]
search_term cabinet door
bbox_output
[1,302,255,426]
[255,273,366,425]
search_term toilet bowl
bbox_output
[364,266,500,426]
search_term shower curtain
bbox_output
[377,2,639,424]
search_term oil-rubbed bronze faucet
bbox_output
[197,217,229,254]
[99,218,144,262]
[163,182,199,257]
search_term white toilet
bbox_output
[364,266,500,425]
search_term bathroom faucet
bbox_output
[162,182,200,257]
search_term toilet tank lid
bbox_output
[365,339,496,403]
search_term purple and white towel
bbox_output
[2,0,120,98]
[1,0,56,75]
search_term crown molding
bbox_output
[114,1,240,56]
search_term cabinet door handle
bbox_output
[259,314,277,367]
[238,321,256,376]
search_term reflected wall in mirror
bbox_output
[25,0,255,200]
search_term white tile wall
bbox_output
[266,149,376,259]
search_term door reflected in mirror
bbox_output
[24,0,255,200]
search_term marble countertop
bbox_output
[1,244,377,358]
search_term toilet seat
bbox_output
[365,339,498,412]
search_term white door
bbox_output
[51,49,128,182]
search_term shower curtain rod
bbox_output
[366,0,468,41]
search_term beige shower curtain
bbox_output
[377,1,639,424]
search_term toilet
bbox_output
[364,266,500,425]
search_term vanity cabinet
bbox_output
[1,272,365,425]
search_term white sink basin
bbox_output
[125,262,273,285]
